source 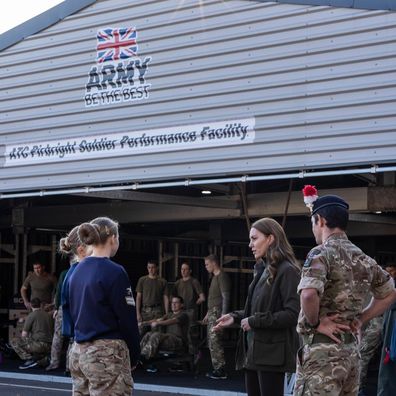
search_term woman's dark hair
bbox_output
[251,217,300,283]
[59,225,84,257]
[78,217,119,246]
[313,206,348,230]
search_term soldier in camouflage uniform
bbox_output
[140,296,189,361]
[358,310,383,392]
[202,254,231,380]
[294,190,396,396]
[11,297,53,369]
[46,268,69,371]
[136,260,169,334]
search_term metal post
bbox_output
[158,240,163,277]
[22,232,28,281]
[174,242,179,281]
[51,235,57,274]
[282,179,293,229]
[14,235,19,295]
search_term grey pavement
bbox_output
[0,373,247,396]
[0,378,207,396]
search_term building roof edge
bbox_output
[0,0,97,52]
[256,0,396,11]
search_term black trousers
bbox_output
[245,369,285,396]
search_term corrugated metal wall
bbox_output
[1,0,396,192]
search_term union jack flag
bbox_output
[96,28,138,63]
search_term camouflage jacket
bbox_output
[297,232,394,335]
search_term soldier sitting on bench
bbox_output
[140,295,189,372]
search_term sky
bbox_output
[0,0,64,34]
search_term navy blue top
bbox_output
[69,256,140,365]
[61,262,78,338]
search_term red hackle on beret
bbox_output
[302,185,318,211]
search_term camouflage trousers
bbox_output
[140,331,183,360]
[207,306,225,370]
[69,339,133,396]
[294,341,359,396]
[49,306,65,367]
[358,316,383,389]
[141,306,163,322]
[139,306,164,336]
[11,336,51,362]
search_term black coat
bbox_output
[233,260,300,372]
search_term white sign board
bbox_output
[4,118,256,167]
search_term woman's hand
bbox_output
[213,314,234,332]
[241,317,252,332]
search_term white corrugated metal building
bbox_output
[0,0,395,307]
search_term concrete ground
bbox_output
[0,345,380,396]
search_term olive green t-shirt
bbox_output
[164,311,189,345]
[22,271,57,304]
[136,275,168,306]
[208,271,231,310]
[173,277,203,310]
[23,309,54,343]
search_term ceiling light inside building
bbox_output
[201,190,212,195]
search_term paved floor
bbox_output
[0,345,380,396]
[0,377,200,396]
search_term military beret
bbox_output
[312,195,349,215]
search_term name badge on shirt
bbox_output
[125,287,136,306]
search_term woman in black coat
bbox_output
[214,217,300,396]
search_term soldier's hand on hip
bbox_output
[317,314,351,343]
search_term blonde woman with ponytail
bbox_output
[46,226,91,372]
[68,217,140,396]
[214,218,300,396]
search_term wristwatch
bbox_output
[305,318,320,330]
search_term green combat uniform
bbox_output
[140,311,189,360]
[22,271,57,305]
[207,271,231,371]
[173,277,203,321]
[136,275,168,321]
[358,315,383,390]
[48,269,68,368]
[294,233,394,396]
[11,308,53,364]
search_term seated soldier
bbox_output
[10,297,54,369]
[140,295,189,370]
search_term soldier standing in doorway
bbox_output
[202,254,231,380]
[173,262,205,323]
[21,261,57,311]
[136,260,169,332]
